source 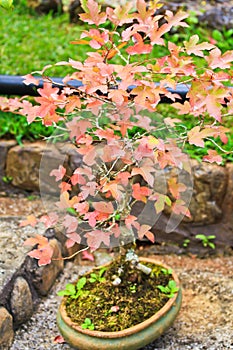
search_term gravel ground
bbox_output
[10,253,233,350]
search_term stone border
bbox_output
[0,225,81,350]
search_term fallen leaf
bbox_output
[81,250,95,261]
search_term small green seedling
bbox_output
[129,284,137,293]
[195,234,216,249]
[57,277,87,299]
[2,176,13,184]
[161,268,173,275]
[157,280,179,298]
[183,239,190,248]
[27,195,39,201]
[89,267,106,283]
[81,318,95,330]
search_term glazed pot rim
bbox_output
[59,257,181,339]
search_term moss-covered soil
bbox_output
[64,255,175,332]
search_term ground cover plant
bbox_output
[0,0,233,340]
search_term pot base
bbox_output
[57,258,182,350]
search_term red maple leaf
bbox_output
[132,183,151,202]
[65,96,81,113]
[64,215,78,233]
[206,47,233,69]
[24,235,54,266]
[56,191,80,209]
[125,215,140,230]
[80,29,109,49]
[85,230,111,251]
[203,150,222,165]
[70,174,86,186]
[59,182,72,193]
[79,0,107,25]
[19,215,37,227]
[74,166,95,181]
[22,74,40,86]
[138,224,154,242]
[131,161,155,187]
[116,172,131,186]
[66,118,92,141]
[101,181,124,201]
[135,0,162,23]
[84,211,98,228]
[106,3,134,26]
[77,145,96,166]
[74,201,89,215]
[108,89,128,105]
[39,212,59,228]
[172,199,191,218]
[172,101,191,115]
[34,83,64,125]
[81,250,95,261]
[150,10,188,45]
[24,234,48,247]
[54,335,65,344]
[93,201,114,214]
[19,101,39,124]
[66,232,81,248]
[126,33,152,55]
[50,165,66,181]
[168,178,187,199]
[79,181,98,200]
[184,35,215,57]
[188,126,215,147]
[94,128,118,142]
[28,244,54,266]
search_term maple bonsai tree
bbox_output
[0,0,232,268]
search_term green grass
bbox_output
[0,111,55,144]
[0,4,88,76]
[1,6,233,77]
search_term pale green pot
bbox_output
[57,258,182,350]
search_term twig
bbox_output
[52,246,89,261]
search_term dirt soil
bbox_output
[138,251,233,349]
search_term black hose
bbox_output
[0,75,189,102]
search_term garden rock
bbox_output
[0,140,17,188]
[222,163,233,226]
[188,161,227,224]
[0,307,14,350]
[6,142,69,194]
[68,0,83,23]
[27,0,63,14]
[199,5,233,31]
[157,0,233,31]
[10,277,33,327]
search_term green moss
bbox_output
[65,256,174,332]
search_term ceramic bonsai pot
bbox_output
[57,257,182,350]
